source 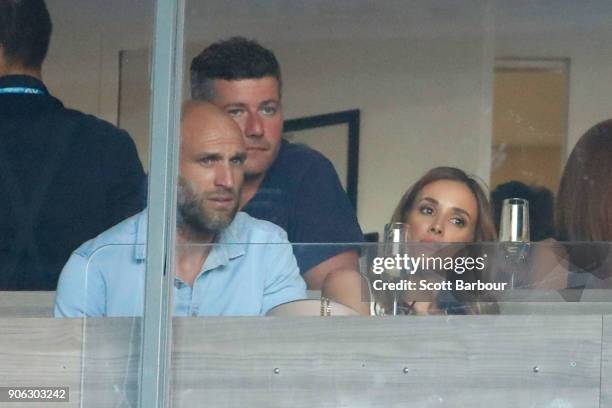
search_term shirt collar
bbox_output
[202,214,247,271]
[0,75,49,94]
[133,209,247,270]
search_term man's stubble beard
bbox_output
[177,178,240,238]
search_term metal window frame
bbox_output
[139,0,185,407]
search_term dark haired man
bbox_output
[0,0,145,290]
[190,37,364,290]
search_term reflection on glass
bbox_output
[0,0,153,405]
[4,242,612,408]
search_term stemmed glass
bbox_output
[499,198,530,287]
[499,198,530,243]
[383,222,411,315]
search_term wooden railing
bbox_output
[1,313,611,407]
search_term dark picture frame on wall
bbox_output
[283,109,360,210]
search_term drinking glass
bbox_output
[498,198,530,286]
[499,198,530,242]
[382,222,411,315]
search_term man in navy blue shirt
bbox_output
[190,37,365,292]
[0,0,145,289]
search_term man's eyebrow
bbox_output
[260,99,280,105]
[221,102,247,109]
[198,152,222,160]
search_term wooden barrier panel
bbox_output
[172,316,602,407]
[0,292,55,317]
[499,302,612,314]
[0,318,83,407]
[0,316,607,407]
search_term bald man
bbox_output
[54,102,306,317]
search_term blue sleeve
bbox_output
[261,232,307,314]
[54,252,106,317]
[292,156,364,272]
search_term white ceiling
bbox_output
[45,0,612,51]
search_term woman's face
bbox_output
[404,180,478,243]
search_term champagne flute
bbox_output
[383,222,410,315]
[499,198,530,287]
[499,198,530,242]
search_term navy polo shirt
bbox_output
[242,139,364,273]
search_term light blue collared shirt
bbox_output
[54,211,306,317]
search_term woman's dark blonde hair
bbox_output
[390,166,497,242]
[380,167,498,314]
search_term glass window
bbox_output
[1,0,154,405]
[4,1,612,407]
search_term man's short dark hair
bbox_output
[0,0,52,69]
[190,37,282,101]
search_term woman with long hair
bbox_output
[390,167,496,242]
[381,166,497,314]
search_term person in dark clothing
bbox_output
[190,37,364,293]
[0,0,145,290]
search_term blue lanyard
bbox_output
[0,87,45,95]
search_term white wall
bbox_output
[185,0,494,235]
[45,0,154,124]
[256,36,491,234]
[42,0,612,236]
